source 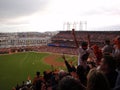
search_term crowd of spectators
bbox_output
[0,31,120,55]
[51,31,120,47]
[13,54,120,90]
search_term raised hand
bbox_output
[71,28,75,35]
[62,53,66,61]
[87,34,91,46]
[71,29,79,48]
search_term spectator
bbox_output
[76,52,90,86]
[33,72,42,90]
[99,55,118,88]
[15,84,20,90]
[87,61,96,69]
[62,54,76,73]
[102,39,114,55]
[87,69,110,90]
[113,36,120,70]
[58,76,85,90]
[72,29,96,65]
[114,72,120,90]
[92,44,102,65]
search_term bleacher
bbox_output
[49,31,120,48]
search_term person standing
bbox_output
[113,36,120,70]
[33,72,42,90]
[71,29,96,65]
[102,39,114,55]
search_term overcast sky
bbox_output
[0,0,120,32]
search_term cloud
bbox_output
[0,0,49,20]
[0,0,120,32]
[72,0,120,17]
[84,8,120,16]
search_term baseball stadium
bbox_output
[0,30,120,90]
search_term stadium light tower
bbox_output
[79,21,83,30]
[63,22,66,30]
[73,22,77,30]
[67,22,70,31]
[84,21,87,30]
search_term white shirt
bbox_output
[113,47,120,60]
[78,46,96,65]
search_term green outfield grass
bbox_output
[56,55,77,65]
[0,52,52,90]
[0,52,77,90]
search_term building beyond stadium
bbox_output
[0,32,56,48]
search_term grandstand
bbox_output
[0,30,120,55]
[48,30,120,48]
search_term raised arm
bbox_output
[87,34,91,47]
[62,54,72,73]
[71,29,79,48]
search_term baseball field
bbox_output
[0,52,77,90]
